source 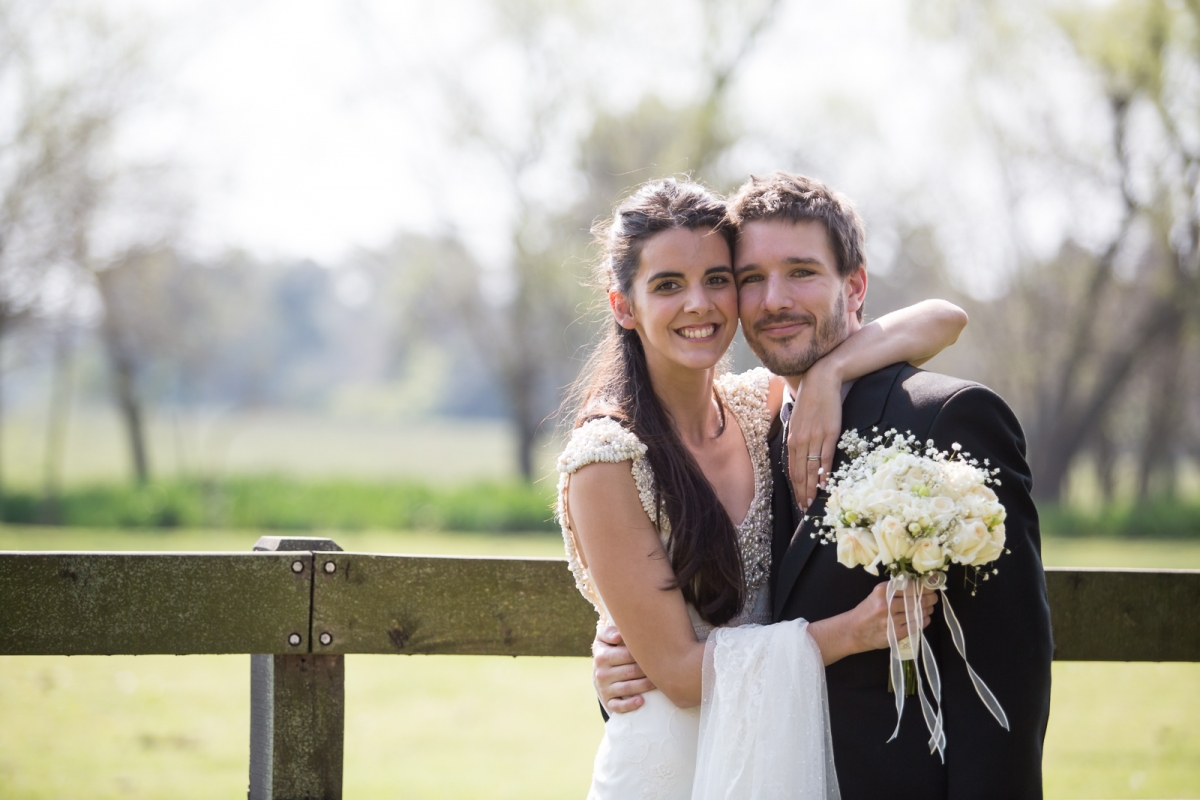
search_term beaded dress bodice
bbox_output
[556,368,775,639]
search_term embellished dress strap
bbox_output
[713,367,774,592]
[713,367,773,448]
[556,417,664,623]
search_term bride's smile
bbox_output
[675,323,717,340]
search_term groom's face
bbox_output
[734,219,865,377]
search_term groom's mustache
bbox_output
[751,311,818,336]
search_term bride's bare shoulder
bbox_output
[568,459,638,498]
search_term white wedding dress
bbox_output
[557,369,840,800]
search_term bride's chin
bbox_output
[664,351,726,372]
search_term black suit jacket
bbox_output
[771,363,1053,800]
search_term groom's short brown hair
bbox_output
[726,172,866,282]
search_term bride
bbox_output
[556,178,962,799]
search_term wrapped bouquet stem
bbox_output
[819,429,1012,760]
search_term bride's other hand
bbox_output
[787,360,842,512]
[807,583,938,666]
[593,625,656,713]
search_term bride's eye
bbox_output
[654,280,680,292]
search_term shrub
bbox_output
[0,477,558,534]
[1039,501,1200,539]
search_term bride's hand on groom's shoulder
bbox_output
[788,362,844,512]
[593,625,656,714]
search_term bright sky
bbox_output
[110,0,1112,296]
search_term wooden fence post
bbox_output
[249,537,345,800]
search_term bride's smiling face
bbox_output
[611,226,737,374]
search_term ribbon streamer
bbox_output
[936,579,1010,733]
[885,575,945,761]
[884,572,1008,761]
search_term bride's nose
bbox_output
[682,285,713,315]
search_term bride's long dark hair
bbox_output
[565,178,744,626]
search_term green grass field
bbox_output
[1,528,1198,799]
[1,407,558,489]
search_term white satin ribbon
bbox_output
[884,571,1008,762]
[936,575,1010,733]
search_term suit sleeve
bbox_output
[926,386,1053,800]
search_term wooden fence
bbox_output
[2,535,1198,799]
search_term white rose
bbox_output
[970,522,1006,566]
[961,486,998,520]
[864,489,900,518]
[984,497,1007,529]
[960,493,985,521]
[873,516,915,564]
[910,537,947,574]
[837,528,880,574]
[947,518,990,564]
[902,459,932,494]
[927,495,957,530]
[939,462,976,500]
[899,496,926,526]
[875,461,900,491]
[837,488,865,523]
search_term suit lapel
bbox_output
[772,363,908,620]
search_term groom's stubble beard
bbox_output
[744,291,848,377]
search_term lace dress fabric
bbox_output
[558,369,836,799]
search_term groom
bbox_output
[594,172,1053,799]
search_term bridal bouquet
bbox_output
[816,428,1010,760]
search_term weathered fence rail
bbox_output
[1,535,1198,799]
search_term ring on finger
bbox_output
[806,455,821,462]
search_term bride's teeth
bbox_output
[681,325,715,339]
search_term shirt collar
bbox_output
[781,378,857,423]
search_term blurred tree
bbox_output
[0,0,117,496]
[92,249,189,484]
[370,0,780,480]
[0,0,185,491]
[917,0,1200,503]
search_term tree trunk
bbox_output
[1029,294,1184,504]
[113,354,149,485]
[508,357,539,483]
[42,327,75,519]
[1030,442,1073,505]
[101,317,150,485]
[1136,336,1184,502]
[1093,424,1118,503]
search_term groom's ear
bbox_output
[610,291,637,330]
[844,265,867,319]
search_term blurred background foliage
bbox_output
[1,0,1199,533]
